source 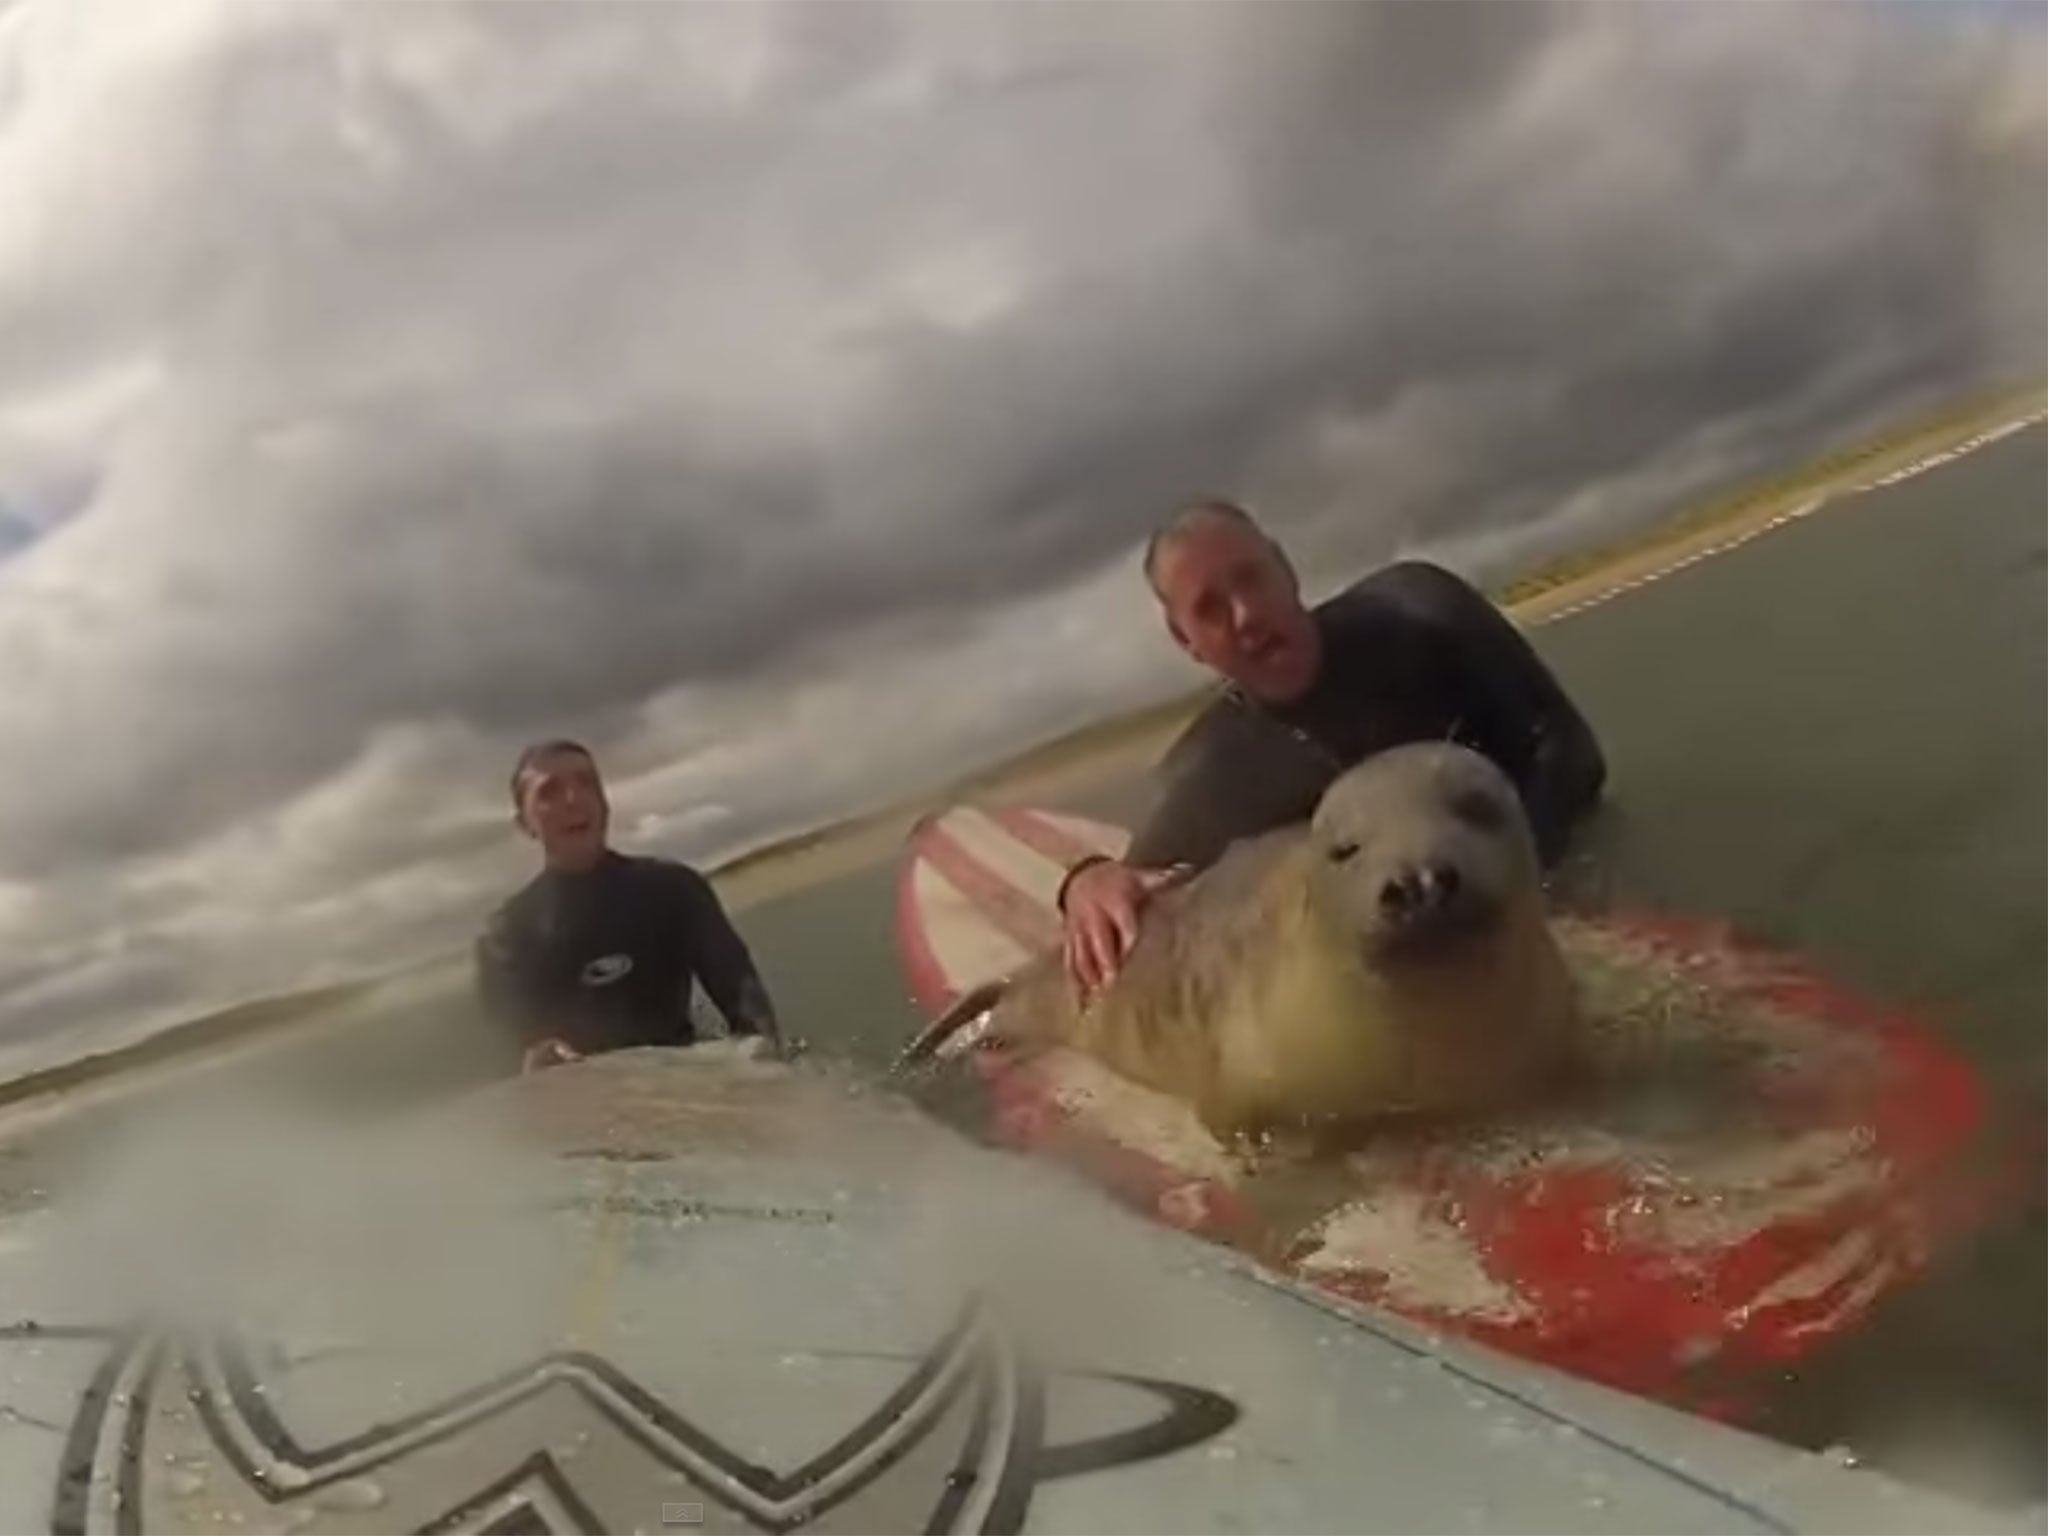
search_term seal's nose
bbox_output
[1378,861,1462,926]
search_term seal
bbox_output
[899,741,1581,1146]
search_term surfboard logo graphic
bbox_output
[33,1302,1238,1536]
[579,953,634,988]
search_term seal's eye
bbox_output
[1450,789,1506,831]
[1327,841,1360,865]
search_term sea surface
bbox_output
[734,422,2048,1508]
[0,422,2038,1516]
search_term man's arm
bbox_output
[673,867,782,1043]
[473,910,575,1072]
[474,911,531,1032]
[1050,706,1212,906]
[1054,712,1266,993]
[1369,561,1607,862]
[1121,765,1236,876]
[1118,699,1323,875]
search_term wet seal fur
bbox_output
[900,741,1581,1148]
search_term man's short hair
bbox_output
[509,738,595,806]
[1141,499,1279,593]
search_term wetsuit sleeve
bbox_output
[1120,701,1325,876]
[671,867,780,1039]
[1123,755,1240,875]
[1106,699,1244,877]
[473,908,546,1054]
[1055,788,1209,914]
[1371,560,1607,863]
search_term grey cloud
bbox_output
[0,0,2041,1046]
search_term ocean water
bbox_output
[0,424,2035,1518]
[734,423,2048,1507]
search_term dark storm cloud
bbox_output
[0,0,2039,1051]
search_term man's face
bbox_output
[514,748,610,870]
[1153,518,1322,703]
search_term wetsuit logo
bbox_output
[580,953,635,988]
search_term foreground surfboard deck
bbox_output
[894,804,2004,1416]
[0,1042,2026,1535]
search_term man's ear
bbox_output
[1267,538,1302,598]
[1162,607,1193,657]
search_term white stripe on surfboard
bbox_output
[937,807,1073,910]
[912,857,1035,995]
[1014,806,1130,865]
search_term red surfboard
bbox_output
[894,802,2002,1417]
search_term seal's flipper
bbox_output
[890,978,1013,1076]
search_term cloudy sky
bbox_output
[0,0,2041,1063]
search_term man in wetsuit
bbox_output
[474,739,785,1072]
[1059,499,1607,995]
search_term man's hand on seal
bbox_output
[521,1037,583,1074]
[1059,859,1185,999]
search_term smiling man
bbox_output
[474,739,785,1072]
[1057,499,1608,995]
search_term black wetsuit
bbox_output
[1117,559,1607,878]
[474,850,778,1059]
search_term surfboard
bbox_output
[894,804,2005,1420]
[0,1039,2026,1535]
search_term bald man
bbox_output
[1058,501,1607,994]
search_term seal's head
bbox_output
[1308,741,1539,962]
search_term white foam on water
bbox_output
[1040,1046,1246,1186]
[1297,1188,1533,1325]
